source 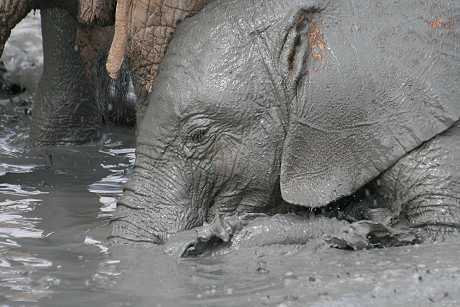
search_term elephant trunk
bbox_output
[129,0,208,97]
[111,149,208,244]
[0,0,35,57]
[105,0,208,118]
[106,0,129,79]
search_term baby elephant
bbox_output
[111,0,460,249]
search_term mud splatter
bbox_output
[428,17,454,30]
[307,21,327,63]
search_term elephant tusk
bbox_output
[106,0,129,79]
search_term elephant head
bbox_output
[111,0,460,244]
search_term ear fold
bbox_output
[278,8,313,98]
[279,6,368,209]
[278,7,337,208]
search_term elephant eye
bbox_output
[188,126,210,144]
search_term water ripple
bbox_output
[0,163,38,177]
[89,142,135,218]
[0,184,48,197]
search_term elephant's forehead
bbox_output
[162,0,308,63]
[154,0,460,114]
[160,41,265,116]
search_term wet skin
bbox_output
[111,0,460,251]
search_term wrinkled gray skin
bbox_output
[34,4,133,145]
[112,0,460,251]
[1,0,132,145]
[32,8,99,144]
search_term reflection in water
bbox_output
[0,9,136,307]
[0,208,42,238]
[89,146,135,219]
[0,184,48,197]
[0,130,25,157]
[0,163,37,176]
[0,195,54,302]
[0,135,135,304]
[0,199,43,243]
[1,70,135,307]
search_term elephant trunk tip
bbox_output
[106,0,129,79]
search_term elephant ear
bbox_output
[280,2,460,208]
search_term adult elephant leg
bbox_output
[77,25,135,126]
[32,8,101,145]
[96,55,135,126]
[375,122,460,241]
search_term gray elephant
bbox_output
[111,0,460,249]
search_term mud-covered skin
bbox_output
[164,215,350,257]
[164,214,422,257]
[112,0,460,249]
[372,123,460,241]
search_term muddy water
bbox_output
[1,13,460,307]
